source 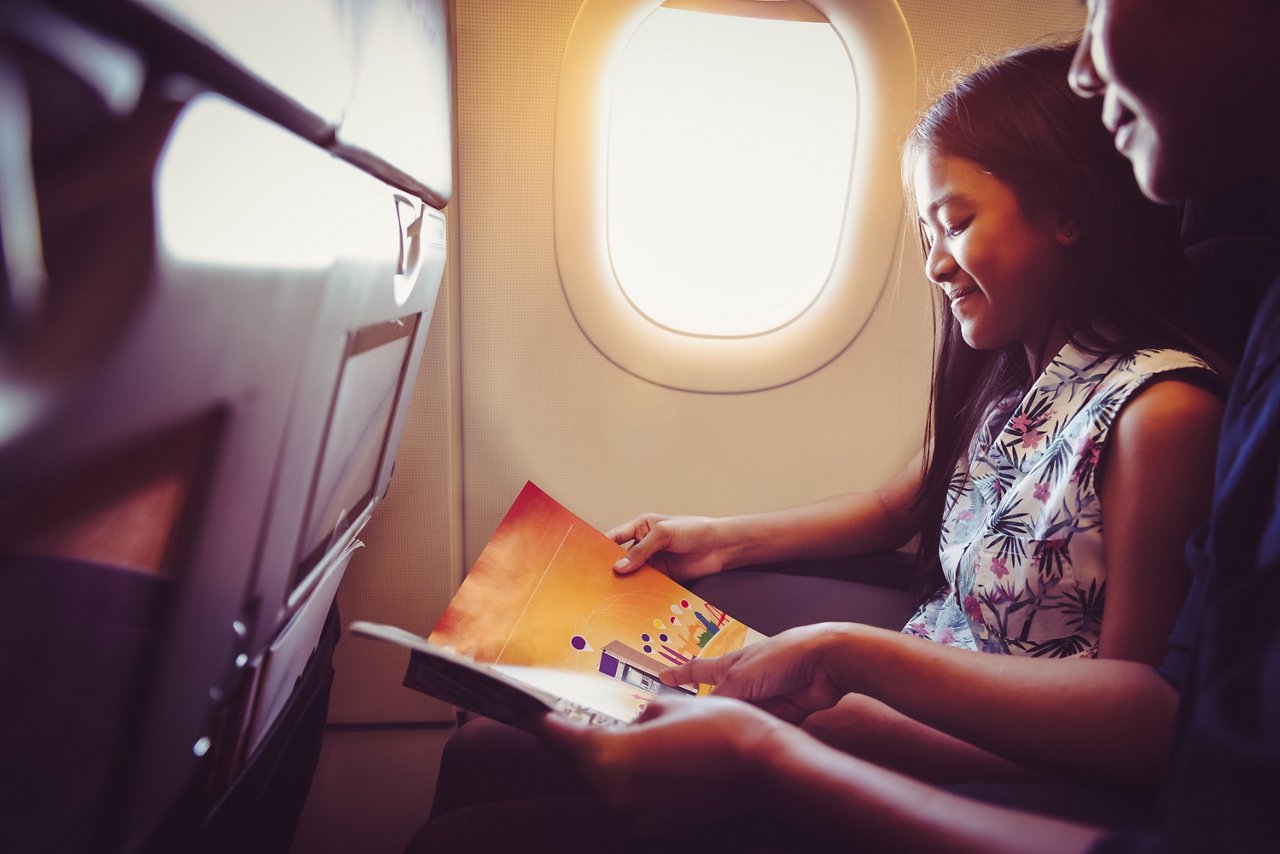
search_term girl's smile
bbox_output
[913,151,1079,370]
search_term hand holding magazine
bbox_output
[351,482,764,732]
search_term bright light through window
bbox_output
[607,7,856,337]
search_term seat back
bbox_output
[0,2,452,851]
[1180,179,1280,363]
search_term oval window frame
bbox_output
[554,0,916,392]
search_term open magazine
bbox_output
[350,481,765,732]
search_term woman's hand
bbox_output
[543,694,1106,852]
[606,513,733,580]
[541,696,785,833]
[662,623,861,724]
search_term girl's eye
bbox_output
[945,219,970,238]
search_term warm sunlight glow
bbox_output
[607,7,856,337]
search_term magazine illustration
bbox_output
[353,481,765,725]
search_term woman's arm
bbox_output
[543,696,1104,853]
[608,453,926,579]
[1096,378,1222,663]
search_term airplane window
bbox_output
[607,7,855,336]
[556,0,915,392]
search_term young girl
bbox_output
[609,42,1222,668]
[419,43,1225,846]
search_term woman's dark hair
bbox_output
[903,42,1218,598]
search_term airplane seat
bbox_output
[686,552,919,638]
[1178,178,1280,364]
[190,604,341,854]
[0,1,452,852]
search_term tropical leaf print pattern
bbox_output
[903,343,1212,658]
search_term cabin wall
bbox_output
[331,0,1085,723]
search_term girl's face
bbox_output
[913,152,1078,366]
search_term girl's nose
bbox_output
[927,243,958,285]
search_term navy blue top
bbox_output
[1096,274,1280,851]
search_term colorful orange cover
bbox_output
[418,481,764,722]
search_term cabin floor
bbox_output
[290,724,454,854]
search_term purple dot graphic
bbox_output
[643,645,652,653]
[659,634,668,643]
[570,635,589,651]
[641,633,651,643]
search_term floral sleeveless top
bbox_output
[902,342,1213,658]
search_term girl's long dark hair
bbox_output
[904,42,1221,598]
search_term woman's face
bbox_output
[913,152,1077,363]
[1069,0,1273,202]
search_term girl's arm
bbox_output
[608,453,926,580]
[1096,377,1222,663]
[796,377,1222,780]
[666,622,1179,787]
[800,691,1043,783]
[763,717,1104,853]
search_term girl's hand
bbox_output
[541,696,785,833]
[606,513,732,580]
[662,623,859,724]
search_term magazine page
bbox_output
[350,620,630,730]
[428,481,766,721]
